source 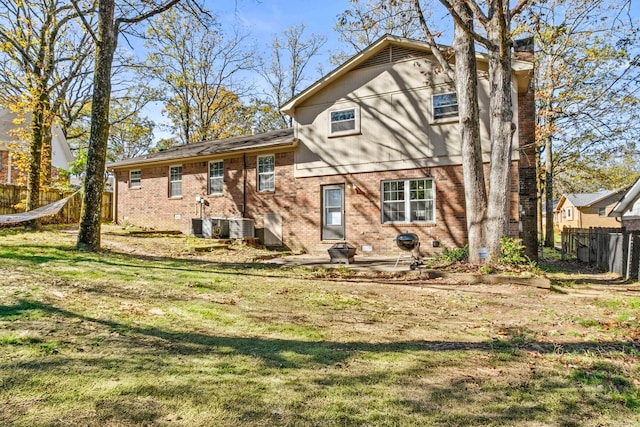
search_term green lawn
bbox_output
[1,226,639,426]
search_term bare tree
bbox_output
[334,0,425,65]
[258,24,326,128]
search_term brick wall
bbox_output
[515,38,538,260]
[114,151,521,255]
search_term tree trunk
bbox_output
[25,96,46,230]
[77,0,117,251]
[536,144,543,246]
[544,134,554,247]
[41,123,52,185]
[485,23,515,258]
[453,1,486,264]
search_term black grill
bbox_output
[396,233,420,251]
[395,233,422,270]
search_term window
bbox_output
[566,207,573,220]
[169,165,182,198]
[599,207,606,217]
[209,160,223,194]
[382,178,434,223]
[329,107,360,136]
[257,155,275,192]
[433,92,458,121]
[129,170,141,189]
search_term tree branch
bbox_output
[70,0,99,44]
[412,0,455,80]
[116,0,183,25]
[438,0,493,47]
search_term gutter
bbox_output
[106,139,299,172]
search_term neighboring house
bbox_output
[0,109,74,185]
[107,35,535,255]
[610,177,640,231]
[554,190,625,230]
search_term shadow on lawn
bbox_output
[1,243,298,272]
[2,299,639,367]
[2,299,639,426]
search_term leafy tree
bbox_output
[144,9,254,144]
[73,0,193,251]
[521,0,640,245]
[241,98,283,134]
[0,0,94,228]
[107,99,156,162]
[258,24,326,128]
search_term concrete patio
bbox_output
[266,254,425,273]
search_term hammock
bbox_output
[0,191,79,224]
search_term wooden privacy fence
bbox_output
[561,227,640,280]
[0,184,112,224]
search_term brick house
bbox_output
[108,35,535,255]
[554,190,625,230]
[0,109,74,185]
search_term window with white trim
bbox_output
[566,207,573,220]
[329,107,360,136]
[257,155,275,192]
[169,165,182,198]
[598,207,606,217]
[382,178,434,223]
[433,92,458,121]
[129,170,141,188]
[209,160,223,194]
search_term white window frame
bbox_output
[208,160,224,195]
[432,92,459,121]
[129,170,141,189]
[169,165,182,198]
[257,155,275,192]
[598,207,606,217]
[328,106,360,137]
[381,178,435,224]
[566,207,573,220]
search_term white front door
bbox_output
[322,184,345,240]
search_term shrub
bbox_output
[500,237,530,266]
[441,245,469,262]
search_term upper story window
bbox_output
[169,165,182,198]
[598,207,606,217]
[209,160,223,195]
[433,92,458,121]
[329,106,360,137]
[129,170,141,189]
[257,155,275,192]
[382,178,435,223]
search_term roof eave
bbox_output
[107,139,299,171]
[280,34,533,115]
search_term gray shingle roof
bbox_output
[107,128,296,169]
[565,190,617,207]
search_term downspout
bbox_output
[242,153,247,218]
